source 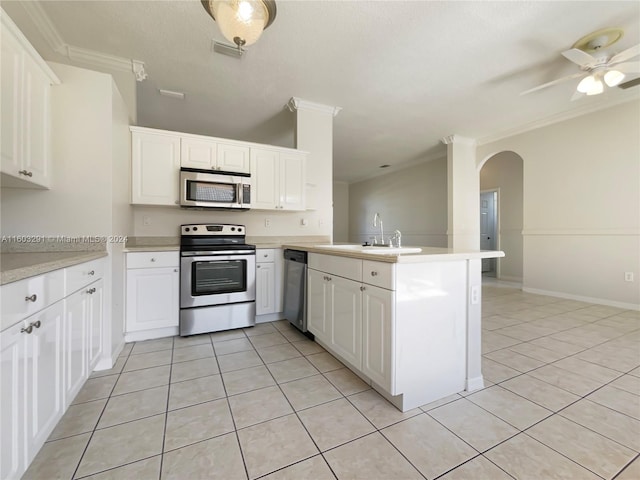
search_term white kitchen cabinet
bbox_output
[181,137,250,174]
[126,252,179,337]
[255,249,284,318]
[251,148,306,211]
[329,275,362,370]
[131,129,181,206]
[63,288,88,406]
[87,280,104,372]
[0,10,59,189]
[361,284,395,393]
[307,268,331,344]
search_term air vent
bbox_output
[618,77,640,90]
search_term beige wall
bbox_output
[477,100,640,308]
[348,158,448,247]
[480,151,523,282]
[333,181,349,242]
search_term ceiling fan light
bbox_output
[604,69,625,87]
[586,78,604,95]
[577,75,597,93]
[203,0,276,48]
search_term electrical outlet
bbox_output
[143,216,151,226]
[264,218,271,228]
[624,272,634,282]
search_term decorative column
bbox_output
[287,97,341,238]
[442,135,480,250]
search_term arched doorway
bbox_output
[479,151,524,283]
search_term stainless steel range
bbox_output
[179,224,256,336]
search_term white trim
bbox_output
[522,228,639,236]
[124,326,179,343]
[287,97,342,117]
[19,1,66,53]
[93,338,125,371]
[522,287,639,311]
[495,275,523,285]
[255,312,284,324]
[477,98,639,146]
[441,135,477,146]
[1,7,60,83]
[466,375,485,392]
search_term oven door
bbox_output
[180,253,256,308]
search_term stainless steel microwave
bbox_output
[180,169,251,209]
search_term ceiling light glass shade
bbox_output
[577,75,604,95]
[202,0,277,47]
[604,69,625,87]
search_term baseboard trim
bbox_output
[124,326,179,343]
[255,312,285,324]
[522,287,639,311]
[466,375,485,392]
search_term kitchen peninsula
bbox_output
[283,243,504,411]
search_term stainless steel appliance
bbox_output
[180,224,256,335]
[283,249,309,333]
[180,169,251,209]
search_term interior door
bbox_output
[480,191,497,274]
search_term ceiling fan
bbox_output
[521,28,640,100]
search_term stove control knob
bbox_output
[238,227,243,232]
[193,227,198,231]
[231,227,235,231]
[185,227,190,232]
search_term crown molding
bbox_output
[287,97,342,116]
[477,97,639,146]
[441,134,476,146]
[19,0,147,81]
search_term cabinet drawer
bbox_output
[309,253,362,282]
[1,269,65,331]
[65,259,104,295]
[362,261,395,290]
[127,251,179,269]
[256,249,276,263]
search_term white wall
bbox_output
[348,158,448,247]
[477,101,640,308]
[480,151,523,282]
[333,181,349,242]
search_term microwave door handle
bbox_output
[238,183,244,206]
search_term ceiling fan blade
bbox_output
[562,48,597,66]
[520,72,585,96]
[612,61,640,74]
[570,90,586,102]
[610,44,640,64]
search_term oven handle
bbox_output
[181,250,256,257]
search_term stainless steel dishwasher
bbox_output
[283,249,309,333]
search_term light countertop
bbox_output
[1,251,108,285]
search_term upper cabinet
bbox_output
[130,126,307,211]
[251,148,306,211]
[131,129,181,206]
[0,10,59,189]
[181,137,250,174]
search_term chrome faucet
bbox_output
[373,212,385,245]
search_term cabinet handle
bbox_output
[150,258,156,262]
[88,270,95,276]
[360,286,365,291]
[31,320,41,329]
[25,294,37,302]
[263,254,268,258]
[174,269,178,272]
[18,170,33,177]
[87,287,96,294]
[21,324,33,334]
[257,265,261,269]
[371,271,378,276]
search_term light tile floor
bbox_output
[24,283,640,479]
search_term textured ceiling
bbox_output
[4,0,640,182]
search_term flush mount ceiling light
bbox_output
[201,0,277,51]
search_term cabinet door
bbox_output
[279,152,305,211]
[1,26,23,179]
[181,137,217,170]
[131,132,180,205]
[24,302,64,463]
[329,276,362,370]
[307,268,330,343]
[217,143,250,173]
[126,267,179,332]
[21,54,51,188]
[87,280,104,371]
[64,289,88,407]
[256,262,276,316]
[0,321,25,480]
[250,148,279,209]
[362,285,395,393]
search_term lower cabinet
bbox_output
[307,254,395,394]
[0,259,105,480]
[255,249,283,318]
[125,252,179,337]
